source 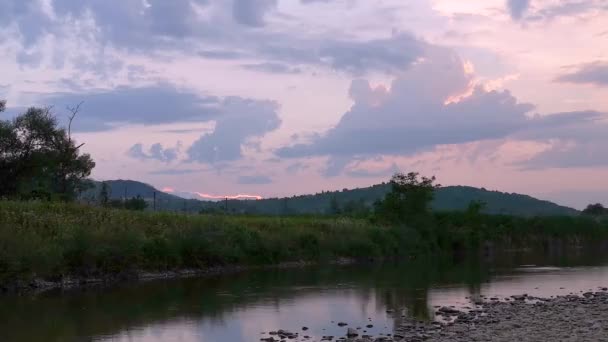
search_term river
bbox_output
[2,250,608,341]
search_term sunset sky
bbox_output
[1,0,607,208]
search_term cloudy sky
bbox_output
[1,0,607,208]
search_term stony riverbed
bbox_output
[260,289,608,342]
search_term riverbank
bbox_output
[0,259,360,294]
[424,291,608,342]
[1,200,607,292]
[261,290,608,341]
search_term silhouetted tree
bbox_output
[328,195,341,215]
[0,102,95,200]
[583,203,606,216]
[466,200,487,216]
[375,172,440,222]
[125,195,147,211]
[99,182,110,207]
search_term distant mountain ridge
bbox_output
[82,180,579,217]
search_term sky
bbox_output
[1,0,607,209]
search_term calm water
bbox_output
[2,251,608,342]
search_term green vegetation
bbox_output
[1,197,606,287]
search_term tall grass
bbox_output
[1,201,607,285]
[0,201,410,284]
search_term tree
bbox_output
[99,182,110,207]
[466,200,487,216]
[124,195,148,211]
[328,195,341,215]
[583,203,606,216]
[0,102,95,200]
[375,172,440,222]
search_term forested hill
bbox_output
[218,183,579,216]
[82,180,579,217]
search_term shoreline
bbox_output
[0,258,360,295]
[290,290,608,342]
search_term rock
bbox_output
[346,327,358,337]
[437,306,461,315]
[337,322,348,326]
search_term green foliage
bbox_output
[374,172,440,223]
[1,200,603,286]
[0,102,95,201]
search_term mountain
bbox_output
[214,183,579,217]
[81,180,199,211]
[81,180,579,217]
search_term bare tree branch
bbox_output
[66,101,84,143]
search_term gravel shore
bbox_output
[423,291,608,342]
[262,290,608,342]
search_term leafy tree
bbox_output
[124,195,148,211]
[375,172,440,222]
[0,102,95,200]
[583,203,606,216]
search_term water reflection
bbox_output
[1,250,608,342]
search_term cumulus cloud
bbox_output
[1,1,427,77]
[127,142,181,163]
[345,163,400,178]
[516,110,608,168]
[241,62,302,74]
[37,83,282,164]
[148,168,206,175]
[40,85,224,132]
[514,0,608,22]
[522,142,608,169]
[277,45,608,173]
[1,0,209,52]
[277,47,534,162]
[507,0,530,20]
[531,0,603,20]
[187,98,281,163]
[237,174,273,184]
[555,61,608,86]
[256,33,427,75]
[232,0,277,27]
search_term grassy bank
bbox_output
[1,201,607,287]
